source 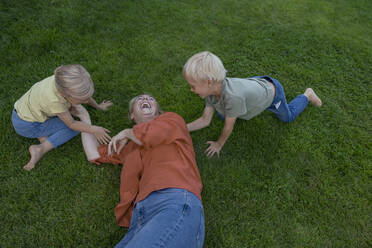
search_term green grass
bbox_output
[1,0,371,247]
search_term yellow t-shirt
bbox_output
[14,76,71,122]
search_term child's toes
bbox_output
[305,88,322,107]
[23,163,34,171]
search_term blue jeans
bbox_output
[115,188,205,248]
[256,76,309,122]
[11,109,79,148]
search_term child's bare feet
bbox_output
[23,142,53,171]
[304,88,322,107]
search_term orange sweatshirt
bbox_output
[93,112,202,227]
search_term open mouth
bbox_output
[140,102,151,109]
[139,101,155,115]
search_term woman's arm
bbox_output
[71,105,101,161]
[118,129,142,146]
[80,118,101,162]
[187,106,215,132]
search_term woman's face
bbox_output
[131,95,159,123]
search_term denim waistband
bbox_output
[139,188,202,209]
[155,188,189,194]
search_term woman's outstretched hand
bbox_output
[108,131,128,156]
[108,129,142,156]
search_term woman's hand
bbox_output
[107,128,142,156]
[108,130,128,155]
[205,141,222,158]
[91,125,111,144]
[97,100,113,111]
[108,139,128,156]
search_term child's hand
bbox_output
[97,100,113,111]
[91,125,111,144]
[205,141,222,158]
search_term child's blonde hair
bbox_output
[183,51,227,84]
[54,64,94,100]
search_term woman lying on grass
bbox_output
[73,94,205,248]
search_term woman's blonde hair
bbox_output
[183,51,227,84]
[54,64,94,100]
[128,94,163,121]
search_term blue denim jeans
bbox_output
[115,188,205,248]
[256,76,309,122]
[11,109,79,148]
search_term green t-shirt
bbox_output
[205,77,275,120]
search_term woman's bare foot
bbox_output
[23,141,53,171]
[304,88,322,107]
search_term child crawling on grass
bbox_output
[11,64,112,170]
[183,51,322,157]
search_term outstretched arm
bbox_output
[187,106,215,132]
[71,105,101,161]
[57,110,111,144]
[205,116,237,157]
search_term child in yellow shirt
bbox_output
[12,64,112,170]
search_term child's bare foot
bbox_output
[23,162,35,171]
[23,142,53,171]
[304,88,322,107]
[24,145,41,170]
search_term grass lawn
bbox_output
[1,0,371,247]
